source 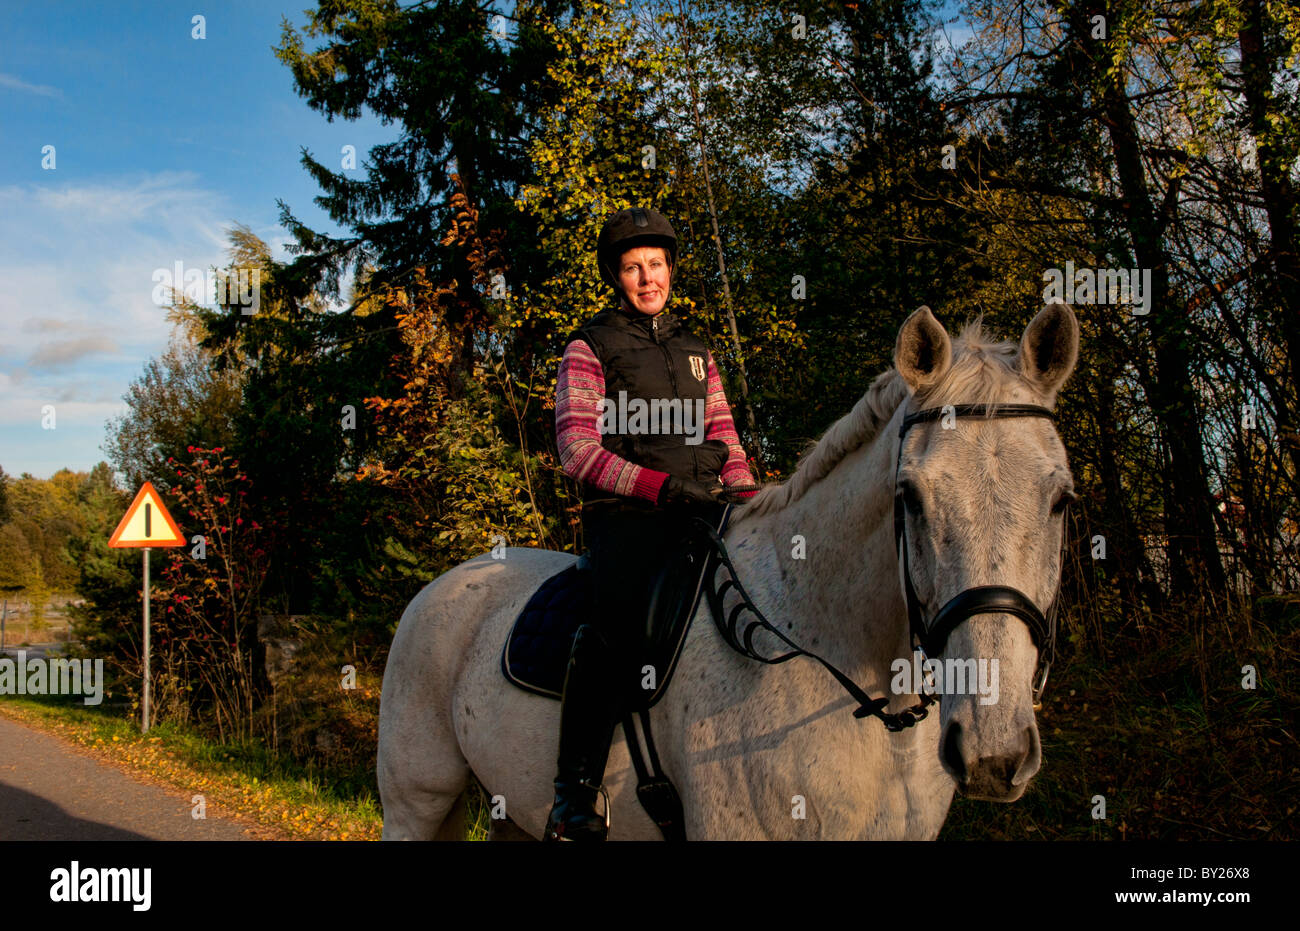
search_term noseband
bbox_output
[893,404,1066,705]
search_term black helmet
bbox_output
[596,206,678,298]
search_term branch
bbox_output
[1184,253,1272,315]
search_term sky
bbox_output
[0,0,400,479]
[0,0,974,483]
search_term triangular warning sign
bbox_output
[108,481,186,548]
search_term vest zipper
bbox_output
[652,314,699,481]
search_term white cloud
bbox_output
[0,71,62,99]
[0,173,238,476]
[26,171,221,226]
[0,398,124,430]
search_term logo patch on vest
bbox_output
[689,355,706,381]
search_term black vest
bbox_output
[569,305,730,505]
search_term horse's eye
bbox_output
[1051,490,1077,515]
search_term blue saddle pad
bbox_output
[500,561,591,699]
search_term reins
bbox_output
[694,513,935,733]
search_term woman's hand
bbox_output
[658,475,723,507]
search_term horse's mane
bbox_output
[741,319,1020,518]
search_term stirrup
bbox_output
[595,781,611,835]
[545,780,612,841]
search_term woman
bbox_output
[545,206,759,841]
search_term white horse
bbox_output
[378,303,1080,840]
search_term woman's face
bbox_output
[617,246,672,315]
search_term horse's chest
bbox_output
[666,671,940,839]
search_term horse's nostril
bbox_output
[942,720,965,782]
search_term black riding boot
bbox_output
[543,624,621,841]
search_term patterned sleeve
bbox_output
[555,339,670,504]
[704,351,759,497]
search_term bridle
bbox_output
[695,401,1069,732]
[893,403,1067,707]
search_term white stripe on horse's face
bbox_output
[899,422,1072,624]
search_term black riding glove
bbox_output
[657,475,722,507]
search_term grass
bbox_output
[465,779,493,840]
[0,695,383,840]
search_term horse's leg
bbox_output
[380,549,578,841]
[432,791,470,841]
[378,720,470,840]
[378,646,471,839]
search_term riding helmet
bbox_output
[596,206,678,299]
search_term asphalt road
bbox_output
[0,714,262,840]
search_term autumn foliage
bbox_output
[151,447,269,741]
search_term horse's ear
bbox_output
[894,305,952,393]
[1019,302,1079,401]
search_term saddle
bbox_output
[500,503,734,841]
[501,503,730,707]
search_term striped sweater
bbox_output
[556,338,758,504]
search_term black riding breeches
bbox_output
[581,499,723,698]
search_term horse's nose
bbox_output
[941,719,968,782]
[942,721,1039,800]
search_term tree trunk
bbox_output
[1094,364,1161,618]
[1099,52,1227,602]
[1238,0,1300,477]
[675,0,766,477]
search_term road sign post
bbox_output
[108,482,185,734]
[143,548,150,733]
